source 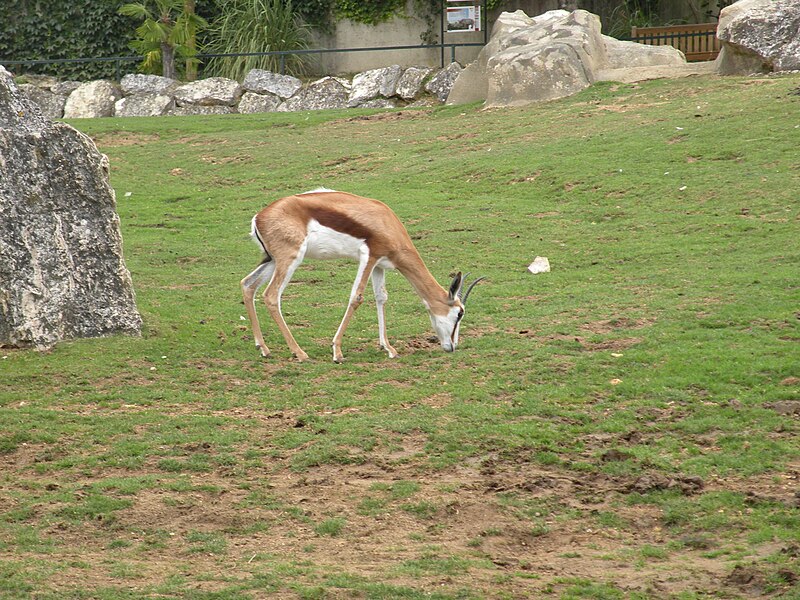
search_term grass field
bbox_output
[1,72,799,599]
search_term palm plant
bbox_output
[204,0,312,80]
[119,0,208,79]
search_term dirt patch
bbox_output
[89,132,161,147]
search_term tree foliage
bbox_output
[119,0,208,79]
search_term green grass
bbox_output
[1,73,800,598]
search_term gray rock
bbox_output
[280,77,349,112]
[19,74,60,90]
[0,66,142,350]
[52,81,82,96]
[242,69,302,99]
[18,84,66,119]
[114,94,174,117]
[168,105,236,116]
[447,9,687,108]
[348,65,403,107]
[63,80,122,118]
[426,62,463,103]
[174,77,242,106]
[238,91,281,114]
[120,73,179,96]
[359,98,399,109]
[715,0,800,75]
[604,38,686,69]
[396,66,433,100]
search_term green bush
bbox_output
[204,0,312,79]
[0,0,137,80]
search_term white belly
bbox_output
[304,220,365,260]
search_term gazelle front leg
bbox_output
[332,246,377,363]
[371,266,398,358]
[241,257,276,358]
[263,246,310,361]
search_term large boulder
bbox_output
[715,0,800,75]
[242,69,302,99]
[174,77,242,107]
[0,66,142,350]
[63,80,122,118]
[447,9,686,107]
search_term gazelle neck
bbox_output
[393,249,450,313]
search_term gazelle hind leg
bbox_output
[263,244,309,361]
[371,267,398,358]
[332,246,377,363]
[241,258,276,358]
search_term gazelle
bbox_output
[241,188,484,362]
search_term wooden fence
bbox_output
[631,23,720,62]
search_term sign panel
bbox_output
[446,5,481,33]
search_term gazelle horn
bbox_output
[459,275,486,305]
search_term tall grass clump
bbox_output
[204,0,312,79]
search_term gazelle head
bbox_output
[428,272,485,352]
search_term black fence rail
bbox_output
[2,42,487,81]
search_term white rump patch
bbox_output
[299,187,336,195]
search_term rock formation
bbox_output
[0,66,142,349]
[447,9,687,107]
[716,0,800,75]
[16,64,459,119]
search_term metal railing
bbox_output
[2,42,487,80]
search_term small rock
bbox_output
[528,256,550,274]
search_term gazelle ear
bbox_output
[448,272,464,301]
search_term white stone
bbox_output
[120,74,179,95]
[63,80,122,118]
[280,77,349,112]
[169,105,236,116]
[348,65,403,107]
[174,77,242,106]
[242,69,302,99]
[396,66,433,100]
[426,62,463,102]
[528,257,551,274]
[114,94,174,117]
[447,9,687,108]
[238,91,281,114]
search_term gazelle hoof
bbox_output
[293,350,309,362]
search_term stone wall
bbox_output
[11,64,463,120]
